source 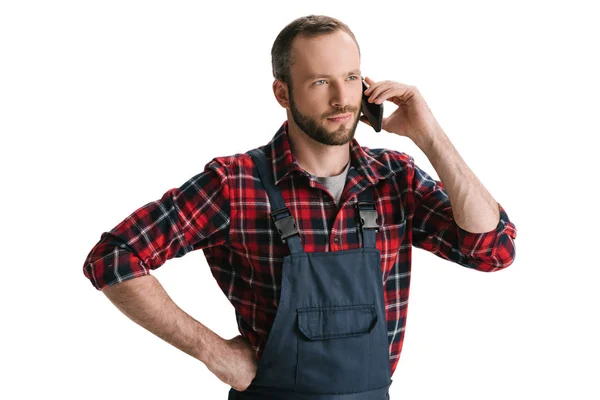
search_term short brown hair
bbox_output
[271,15,361,87]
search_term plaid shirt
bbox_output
[83,120,517,376]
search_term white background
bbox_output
[1,0,599,399]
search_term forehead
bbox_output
[290,30,360,80]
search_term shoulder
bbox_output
[201,145,269,177]
[359,145,416,176]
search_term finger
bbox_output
[368,83,394,102]
[363,76,378,94]
[383,85,414,105]
[372,86,396,104]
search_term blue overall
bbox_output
[227,149,393,399]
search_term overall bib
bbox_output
[228,149,393,399]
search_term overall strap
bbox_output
[248,149,304,255]
[356,186,379,249]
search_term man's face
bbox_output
[286,30,362,146]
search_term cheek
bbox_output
[302,97,327,117]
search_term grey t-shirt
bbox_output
[310,161,351,207]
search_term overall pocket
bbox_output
[295,304,378,393]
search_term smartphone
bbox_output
[361,78,383,132]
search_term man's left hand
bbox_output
[359,76,442,144]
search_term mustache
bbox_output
[325,108,357,118]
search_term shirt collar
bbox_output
[267,120,394,186]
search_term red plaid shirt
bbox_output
[83,120,517,376]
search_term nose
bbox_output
[329,81,352,109]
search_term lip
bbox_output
[327,113,353,122]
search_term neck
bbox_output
[287,120,351,178]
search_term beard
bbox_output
[288,86,361,146]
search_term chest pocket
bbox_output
[379,219,408,242]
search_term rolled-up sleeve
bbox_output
[82,158,231,290]
[410,158,517,272]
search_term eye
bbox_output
[314,79,327,85]
[348,75,359,80]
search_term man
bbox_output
[83,14,517,399]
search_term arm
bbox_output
[407,131,517,271]
[360,76,516,269]
[83,158,258,390]
[84,158,231,360]
[83,159,230,359]
[413,128,500,234]
[101,273,220,364]
[102,273,258,390]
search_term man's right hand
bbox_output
[205,334,259,392]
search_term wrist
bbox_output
[195,326,224,366]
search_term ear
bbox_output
[272,79,290,109]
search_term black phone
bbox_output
[361,78,383,132]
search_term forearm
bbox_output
[413,128,500,233]
[101,274,222,365]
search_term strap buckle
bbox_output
[271,207,300,243]
[355,201,379,231]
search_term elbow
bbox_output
[464,236,516,273]
[484,237,517,272]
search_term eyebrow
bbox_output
[306,70,362,81]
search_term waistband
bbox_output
[228,381,391,400]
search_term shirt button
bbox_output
[334,236,340,243]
